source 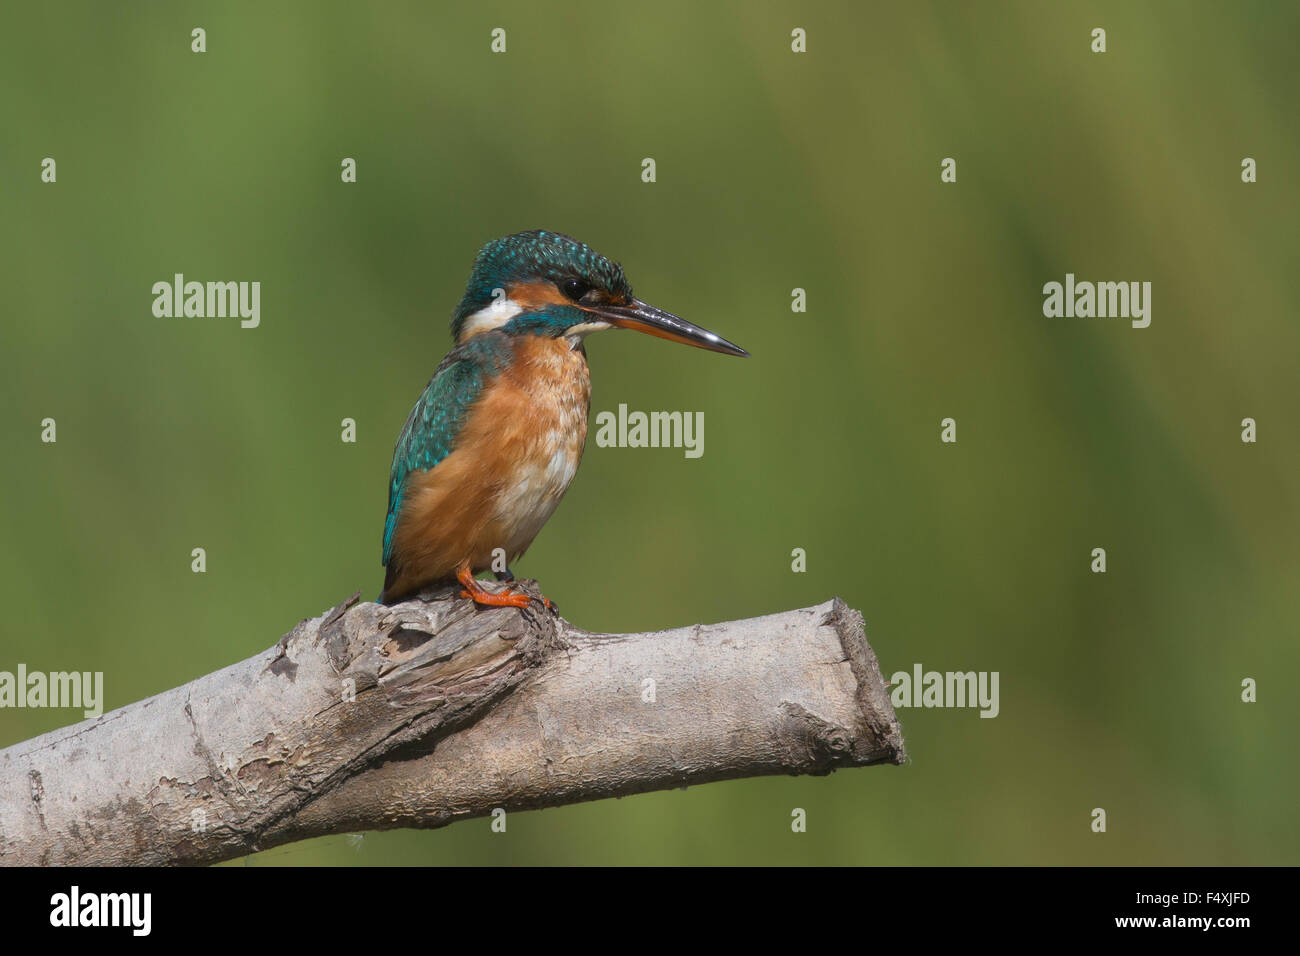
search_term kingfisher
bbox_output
[379,230,747,607]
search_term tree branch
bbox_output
[0,583,905,865]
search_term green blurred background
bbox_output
[2,1,1296,865]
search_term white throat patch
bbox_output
[564,320,612,348]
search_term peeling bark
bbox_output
[0,583,905,866]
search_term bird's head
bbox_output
[450,230,748,356]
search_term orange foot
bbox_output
[456,566,554,611]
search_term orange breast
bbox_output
[384,336,591,599]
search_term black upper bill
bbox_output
[597,299,749,357]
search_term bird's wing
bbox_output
[382,334,510,567]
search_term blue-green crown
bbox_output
[450,230,632,340]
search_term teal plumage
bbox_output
[382,333,511,566]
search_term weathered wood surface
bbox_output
[0,583,904,865]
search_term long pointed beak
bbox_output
[597,298,749,357]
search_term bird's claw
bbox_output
[458,586,555,614]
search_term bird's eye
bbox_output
[559,278,591,302]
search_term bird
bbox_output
[379,229,748,607]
